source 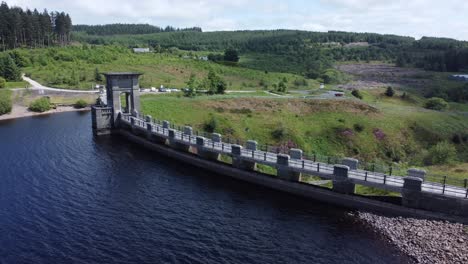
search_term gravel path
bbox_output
[351,212,468,263]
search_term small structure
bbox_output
[133,48,150,53]
[91,72,142,135]
[450,74,468,82]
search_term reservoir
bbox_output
[0,112,408,263]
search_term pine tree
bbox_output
[94,67,102,82]
[0,55,21,81]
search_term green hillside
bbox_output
[12,46,316,90]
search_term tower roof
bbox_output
[103,72,142,76]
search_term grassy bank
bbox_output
[5,81,28,89]
[140,89,468,182]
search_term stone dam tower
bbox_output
[92,72,142,135]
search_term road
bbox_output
[21,76,99,94]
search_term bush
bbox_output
[0,89,12,115]
[351,89,363,99]
[271,123,288,140]
[385,86,395,97]
[203,116,218,133]
[425,97,448,110]
[353,123,365,132]
[425,141,457,165]
[74,99,88,109]
[29,97,51,112]
[321,69,348,84]
[0,77,5,88]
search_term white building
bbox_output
[133,48,150,53]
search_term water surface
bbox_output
[0,112,407,263]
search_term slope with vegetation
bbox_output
[73,28,468,77]
[140,89,468,174]
[3,45,316,90]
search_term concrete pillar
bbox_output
[212,133,222,143]
[246,140,257,151]
[277,154,301,182]
[184,126,193,136]
[408,168,426,181]
[145,115,152,123]
[231,144,256,171]
[289,148,303,160]
[146,123,153,140]
[168,129,191,152]
[168,129,175,139]
[196,136,219,161]
[148,119,167,144]
[402,176,423,209]
[403,176,423,192]
[341,158,359,170]
[401,177,468,217]
[332,165,355,194]
[124,93,130,113]
[130,116,137,133]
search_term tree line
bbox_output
[72,24,202,36]
[73,28,468,74]
[0,2,72,50]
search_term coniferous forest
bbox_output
[0,2,72,50]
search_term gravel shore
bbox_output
[352,212,468,264]
[0,105,90,121]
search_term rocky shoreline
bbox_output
[351,212,468,263]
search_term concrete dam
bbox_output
[91,72,468,223]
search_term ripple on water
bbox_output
[0,112,409,264]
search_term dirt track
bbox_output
[337,63,431,90]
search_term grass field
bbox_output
[5,81,28,89]
[14,46,318,90]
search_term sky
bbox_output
[5,0,468,40]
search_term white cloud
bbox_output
[4,0,468,40]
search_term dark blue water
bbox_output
[0,112,408,264]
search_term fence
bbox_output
[132,112,468,191]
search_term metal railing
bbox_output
[121,114,468,199]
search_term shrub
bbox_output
[425,97,448,110]
[0,89,12,115]
[271,123,288,140]
[353,123,365,132]
[385,86,395,97]
[74,99,88,109]
[29,97,51,112]
[203,116,218,133]
[351,89,363,99]
[425,141,457,165]
[0,77,5,88]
